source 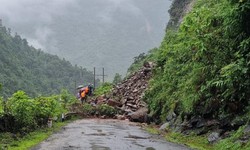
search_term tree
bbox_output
[113,73,122,85]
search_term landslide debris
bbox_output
[82,62,154,122]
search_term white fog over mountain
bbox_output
[0,0,171,80]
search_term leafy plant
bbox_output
[112,73,123,85]
[97,104,117,117]
[94,82,113,96]
[82,103,95,115]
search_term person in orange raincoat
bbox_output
[79,86,89,104]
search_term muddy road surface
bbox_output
[33,119,190,150]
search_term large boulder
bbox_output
[127,107,149,123]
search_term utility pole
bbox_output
[0,19,2,27]
[94,67,108,87]
[102,68,105,83]
[75,80,77,95]
[94,67,96,89]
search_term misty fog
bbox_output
[0,0,171,80]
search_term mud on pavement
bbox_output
[32,119,190,150]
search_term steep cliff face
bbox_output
[167,0,194,29]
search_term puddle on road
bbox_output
[86,133,107,136]
[91,143,111,150]
[63,145,80,150]
[124,134,149,139]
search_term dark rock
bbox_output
[206,120,220,127]
[127,107,148,123]
[166,111,177,122]
[243,125,250,134]
[101,115,107,119]
[107,99,122,107]
[159,122,170,131]
[208,132,220,143]
[196,118,206,128]
[239,125,250,143]
[127,97,134,100]
[115,115,126,120]
[188,116,206,128]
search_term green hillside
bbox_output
[129,0,250,132]
[0,26,95,97]
[125,0,250,148]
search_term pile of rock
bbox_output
[112,61,154,113]
[91,62,154,122]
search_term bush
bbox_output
[82,103,95,115]
[1,91,65,131]
[94,82,113,96]
[97,104,117,117]
[7,91,36,130]
[34,95,63,125]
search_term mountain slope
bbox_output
[0,26,95,97]
[123,0,250,148]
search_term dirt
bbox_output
[32,119,190,150]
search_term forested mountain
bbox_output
[0,0,172,80]
[0,26,95,97]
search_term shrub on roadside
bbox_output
[82,103,95,115]
[97,104,117,117]
[94,82,113,96]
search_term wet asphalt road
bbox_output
[33,119,190,150]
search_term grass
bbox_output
[144,125,212,150]
[0,119,76,150]
[145,125,250,150]
[165,132,212,150]
[145,126,160,135]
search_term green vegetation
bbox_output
[145,127,160,135]
[97,104,117,117]
[82,103,95,116]
[214,125,250,150]
[0,90,77,132]
[126,48,158,76]
[112,73,123,85]
[0,120,71,150]
[125,0,250,149]
[165,132,212,150]
[164,126,250,150]
[167,0,193,28]
[82,103,117,117]
[94,82,113,96]
[144,0,250,124]
[0,26,96,98]
[0,88,80,149]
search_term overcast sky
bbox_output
[0,0,152,49]
[0,0,171,80]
